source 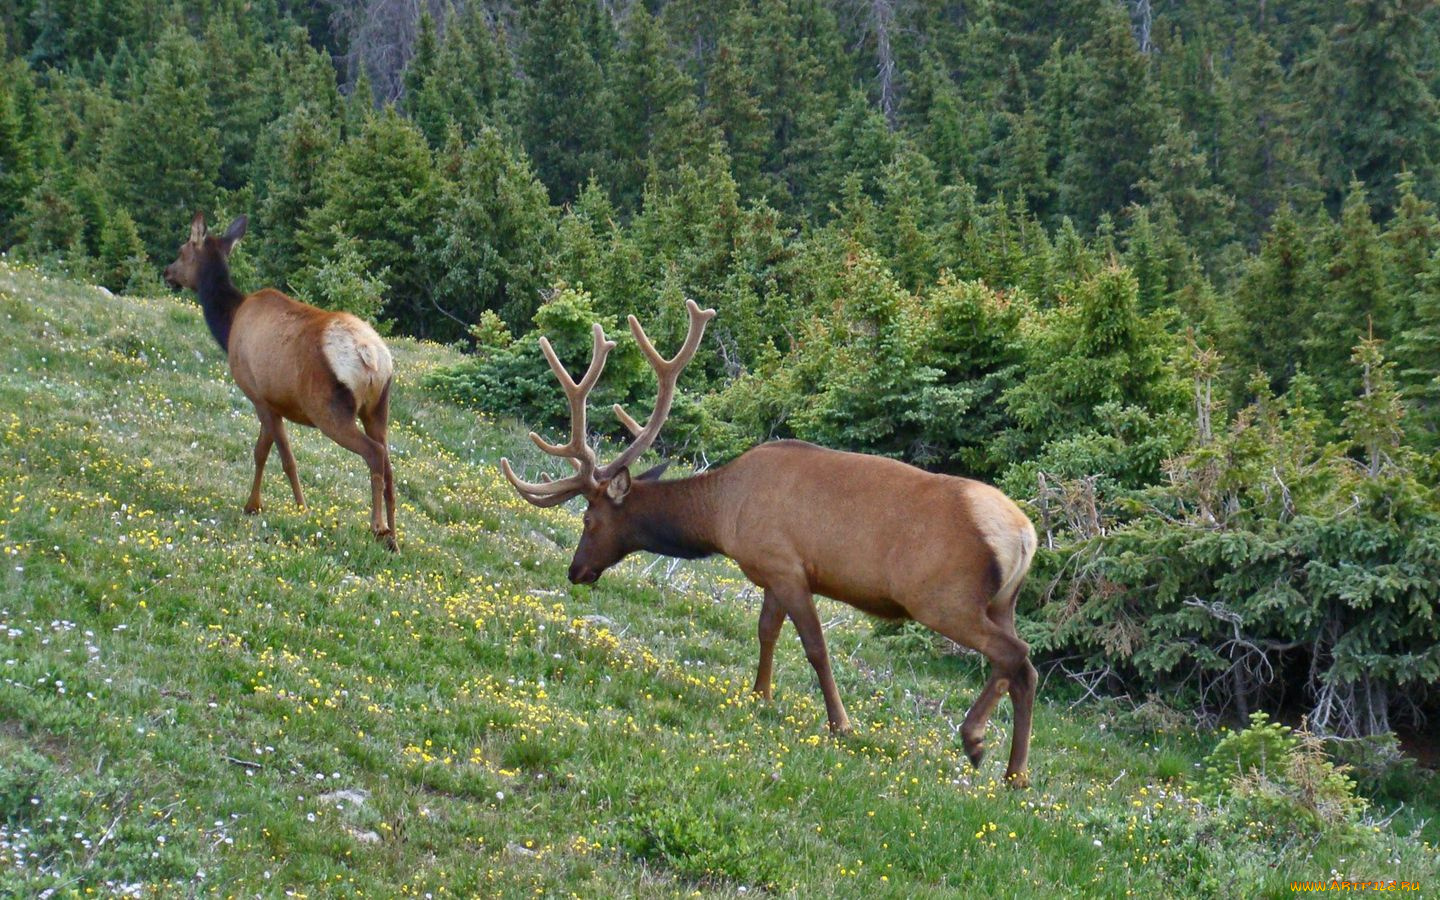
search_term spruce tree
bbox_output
[519,0,612,204]
[298,108,442,336]
[702,43,768,203]
[401,12,447,146]
[1057,11,1164,227]
[0,49,38,248]
[252,102,340,289]
[1394,247,1440,447]
[609,4,696,211]
[1384,170,1439,336]
[1300,0,1440,211]
[1220,28,1319,242]
[428,125,555,332]
[101,28,219,260]
[1305,181,1393,412]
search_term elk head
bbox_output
[500,300,715,584]
[164,212,246,290]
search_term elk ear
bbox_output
[188,211,207,246]
[636,460,670,482]
[605,468,632,503]
[219,215,248,255]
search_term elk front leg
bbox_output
[752,590,786,700]
[246,409,276,514]
[772,583,851,734]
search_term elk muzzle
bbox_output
[568,560,601,585]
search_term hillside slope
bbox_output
[1,262,1435,898]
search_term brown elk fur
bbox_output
[503,302,1040,786]
[164,212,397,550]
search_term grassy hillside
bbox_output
[0,260,1435,898]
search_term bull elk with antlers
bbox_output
[501,301,1040,786]
[164,212,398,550]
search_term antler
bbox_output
[500,322,616,507]
[500,300,715,507]
[600,299,716,478]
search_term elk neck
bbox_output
[626,470,727,561]
[195,251,247,353]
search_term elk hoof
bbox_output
[375,529,398,553]
[962,735,985,768]
[1005,770,1030,790]
[828,719,853,737]
[243,503,262,516]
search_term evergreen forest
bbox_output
[4,0,1440,748]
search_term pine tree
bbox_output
[1393,247,1440,447]
[1137,120,1235,260]
[1343,335,1406,478]
[725,0,845,213]
[401,11,447,146]
[1220,28,1319,243]
[1002,264,1183,470]
[0,49,39,248]
[609,4,696,211]
[816,91,898,213]
[252,102,340,289]
[1057,10,1164,227]
[428,125,555,332]
[1300,0,1440,211]
[787,246,923,458]
[271,25,343,120]
[984,56,1054,217]
[23,0,148,70]
[95,206,150,293]
[876,148,943,292]
[1229,204,1316,393]
[1384,170,1439,336]
[702,43,768,202]
[101,28,219,260]
[1305,181,1393,411]
[298,108,442,336]
[902,51,977,186]
[519,0,612,204]
[202,15,273,192]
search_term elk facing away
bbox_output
[164,212,398,551]
[501,301,1039,786]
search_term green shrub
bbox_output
[1202,713,1366,831]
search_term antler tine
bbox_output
[499,458,590,507]
[500,323,617,508]
[601,299,716,478]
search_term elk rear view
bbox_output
[164,212,398,551]
[501,301,1040,786]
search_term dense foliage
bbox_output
[3,0,1439,737]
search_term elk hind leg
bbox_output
[916,600,1033,786]
[359,380,396,546]
[317,403,394,552]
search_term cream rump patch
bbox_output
[321,316,393,409]
[966,484,1038,604]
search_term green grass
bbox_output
[1,260,1436,898]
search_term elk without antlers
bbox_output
[164,212,398,550]
[502,302,1041,786]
